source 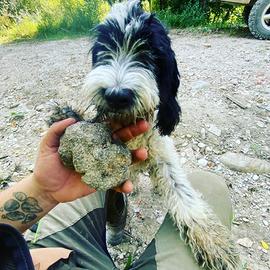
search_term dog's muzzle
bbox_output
[103,88,135,110]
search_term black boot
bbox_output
[106,189,127,246]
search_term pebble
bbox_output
[200,128,206,139]
[257,121,265,128]
[220,152,270,174]
[219,85,227,90]
[192,80,211,91]
[237,237,253,248]
[253,175,259,180]
[208,124,221,137]
[262,220,269,226]
[118,253,124,259]
[157,216,164,224]
[35,104,45,112]
[198,158,208,167]
[180,157,187,165]
[198,142,206,148]
[235,139,241,145]
[243,217,250,223]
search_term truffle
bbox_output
[59,122,132,190]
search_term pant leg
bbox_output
[131,170,233,270]
[24,191,117,270]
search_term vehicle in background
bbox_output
[220,0,270,39]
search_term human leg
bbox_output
[131,170,233,270]
[24,191,117,270]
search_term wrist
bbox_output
[29,174,58,209]
[0,174,59,232]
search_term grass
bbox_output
[157,2,207,28]
[0,0,109,44]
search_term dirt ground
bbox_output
[0,32,269,269]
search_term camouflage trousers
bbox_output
[25,171,233,270]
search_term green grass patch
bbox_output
[0,0,109,44]
[157,2,207,28]
[156,1,246,33]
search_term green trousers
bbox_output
[25,171,233,270]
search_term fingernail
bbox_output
[68,118,77,123]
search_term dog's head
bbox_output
[83,0,181,135]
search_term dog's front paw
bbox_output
[185,217,240,270]
[47,104,84,126]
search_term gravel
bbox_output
[0,32,269,269]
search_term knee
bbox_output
[187,170,233,229]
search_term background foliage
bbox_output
[0,0,244,43]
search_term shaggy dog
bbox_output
[50,1,240,269]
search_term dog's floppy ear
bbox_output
[149,17,181,136]
[156,57,181,136]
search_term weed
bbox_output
[10,112,25,121]
[124,253,134,270]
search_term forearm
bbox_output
[0,174,58,233]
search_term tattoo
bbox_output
[0,192,42,224]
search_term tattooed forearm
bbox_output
[0,192,43,224]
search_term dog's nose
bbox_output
[104,88,134,109]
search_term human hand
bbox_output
[111,120,149,193]
[33,119,149,203]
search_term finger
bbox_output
[43,118,77,148]
[109,121,123,132]
[113,120,149,142]
[114,180,133,193]
[132,148,148,163]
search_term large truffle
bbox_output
[58,122,132,190]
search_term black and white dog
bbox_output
[52,1,240,269]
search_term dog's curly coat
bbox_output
[50,1,240,269]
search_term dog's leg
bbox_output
[150,136,240,270]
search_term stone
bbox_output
[198,142,206,148]
[253,175,259,180]
[220,152,270,174]
[257,121,265,128]
[198,158,208,167]
[262,220,269,226]
[243,217,249,223]
[59,122,132,191]
[208,124,221,137]
[237,237,253,248]
[203,43,211,48]
[235,139,241,145]
[200,128,206,138]
[192,80,210,91]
